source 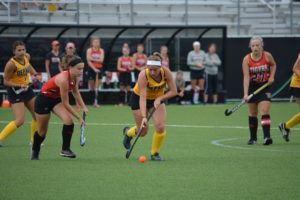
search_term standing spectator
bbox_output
[175,71,186,104]
[45,40,62,80]
[117,44,134,106]
[160,45,169,68]
[242,36,276,145]
[204,43,221,104]
[86,38,105,108]
[132,44,147,81]
[187,41,206,104]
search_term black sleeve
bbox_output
[45,52,51,60]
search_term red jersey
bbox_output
[41,71,76,98]
[90,48,103,68]
[248,52,270,83]
[162,57,169,68]
[119,57,132,72]
[134,53,147,67]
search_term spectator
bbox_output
[187,41,206,104]
[175,71,186,104]
[132,44,147,81]
[204,43,221,104]
[160,45,169,68]
[45,40,62,80]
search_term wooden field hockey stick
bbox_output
[224,82,270,116]
[80,112,86,146]
[94,72,99,105]
[125,107,157,159]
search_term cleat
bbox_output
[31,150,39,160]
[278,123,290,142]
[122,127,132,150]
[247,139,257,145]
[151,153,164,161]
[92,103,100,108]
[60,149,76,158]
[263,137,273,145]
[0,142,3,147]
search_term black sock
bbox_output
[119,91,125,104]
[249,116,258,140]
[190,89,195,102]
[32,132,45,152]
[199,90,204,102]
[90,90,95,104]
[62,124,74,150]
[261,114,271,138]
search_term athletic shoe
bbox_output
[92,103,100,108]
[0,142,3,147]
[151,153,164,161]
[193,101,200,105]
[60,149,76,158]
[263,137,273,145]
[278,123,290,142]
[247,139,257,145]
[31,150,39,160]
[122,127,132,150]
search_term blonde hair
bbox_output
[249,36,264,47]
[148,52,162,62]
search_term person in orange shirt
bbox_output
[0,41,40,147]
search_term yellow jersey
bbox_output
[133,68,167,100]
[290,73,300,88]
[10,56,31,85]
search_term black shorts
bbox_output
[88,67,103,81]
[34,93,61,114]
[248,83,271,104]
[129,92,164,110]
[289,87,300,98]
[119,72,132,86]
[204,74,218,94]
[190,69,205,80]
[7,87,35,104]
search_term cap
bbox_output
[66,42,75,49]
[51,40,60,46]
[193,41,200,46]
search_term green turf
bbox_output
[1,102,300,200]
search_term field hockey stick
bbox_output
[80,112,86,146]
[94,72,99,105]
[14,83,34,94]
[224,82,270,116]
[125,107,157,159]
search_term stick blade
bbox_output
[224,109,232,116]
[125,151,131,159]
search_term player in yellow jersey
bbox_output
[0,41,40,147]
[279,53,300,142]
[122,52,177,161]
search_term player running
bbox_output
[242,36,276,145]
[31,56,88,160]
[122,52,177,161]
[279,53,300,141]
[0,41,40,147]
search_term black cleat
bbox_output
[122,127,132,150]
[278,123,290,142]
[60,149,76,158]
[31,150,39,160]
[151,153,164,161]
[263,137,273,145]
[247,139,257,145]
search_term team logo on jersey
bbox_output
[249,65,269,73]
[16,66,30,76]
[147,83,166,91]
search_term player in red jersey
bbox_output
[242,36,276,145]
[31,56,88,160]
[117,44,134,106]
[160,45,169,68]
[132,43,147,81]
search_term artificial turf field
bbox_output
[0,102,300,200]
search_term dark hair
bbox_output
[148,52,162,62]
[68,57,83,67]
[12,40,25,51]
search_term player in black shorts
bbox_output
[242,36,276,145]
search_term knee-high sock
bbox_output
[0,121,17,142]
[126,126,137,137]
[32,132,45,152]
[249,116,258,140]
[286,113,300,129]
[31,120,38,143]
[62,124,74,150]
[261,115,271,138]
[151,130,166,155]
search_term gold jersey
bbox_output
[290,73,300,88]
[10,56,31,85]
[133,68,167,100]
